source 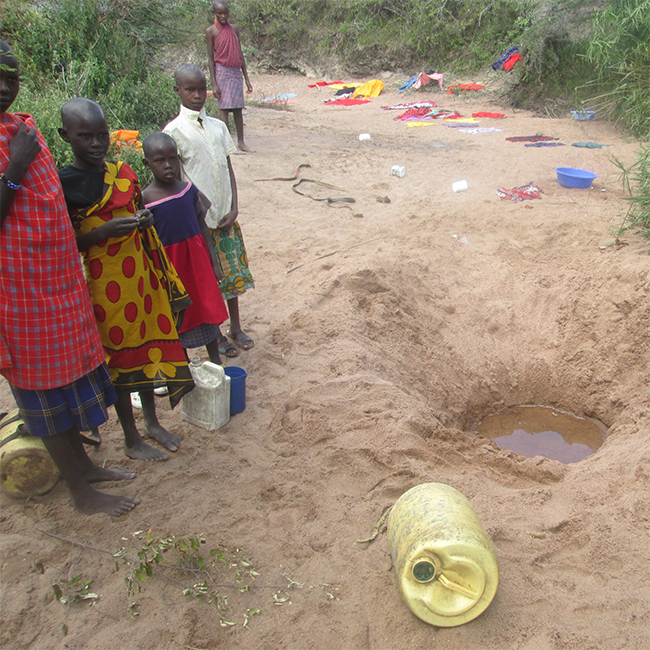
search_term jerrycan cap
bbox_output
[413,560,436,583]
[408,554,485,617]
[412,557,480,599]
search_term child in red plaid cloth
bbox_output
[0,41,138,516]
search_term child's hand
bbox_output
[212,259,223,282]
[135,209,154,230]
[246,82,253,94]
[213,86,221,100]
[100,217,140,239]
[8,123,41,177]
[216,210,237,231]
[211,260,223,282]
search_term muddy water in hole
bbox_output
[475,406,606,464]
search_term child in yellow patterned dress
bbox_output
[59,98,194,461]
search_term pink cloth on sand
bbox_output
[412,72,444,91]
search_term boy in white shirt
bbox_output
[164,64,255,358]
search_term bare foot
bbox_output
[72,486,140,516]
[84,465,137,483]
[238,142,255,153]
[143,422,181,452]
[124,438,168,461]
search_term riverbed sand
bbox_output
[2,73,649,650]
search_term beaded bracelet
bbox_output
[0,173,22,191]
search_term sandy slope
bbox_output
[2,73,650,650]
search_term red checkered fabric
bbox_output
[212,22,243,68]
[0,112,105,389]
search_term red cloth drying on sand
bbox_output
[395,108,463,121]
[325,98,371,106]
[447,83,484,95]
[308,80,344,87]
[496,182,542,202]
[472,112,505,118]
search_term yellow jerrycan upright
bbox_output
[387,482,499,627]
[0,409,60,498]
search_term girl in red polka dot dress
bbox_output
[58,98,194,462]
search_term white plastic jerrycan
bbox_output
[182,358,231,430]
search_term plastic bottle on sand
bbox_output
[182,358,231,430]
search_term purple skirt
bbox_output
[216,65,245,109]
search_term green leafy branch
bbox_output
[115,530,263,627]
[51,575,99,606]
[36,528,331,631]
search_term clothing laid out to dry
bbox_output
[496,182,543,202]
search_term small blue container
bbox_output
[556,167,597,189]
[224,366,247,414]
[571,110,595,121]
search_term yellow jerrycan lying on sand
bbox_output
[387,482,499,627]
[0,409,60,498]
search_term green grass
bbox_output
[585,0,650,141]
[611,146,650,238]
[235,0,532,73]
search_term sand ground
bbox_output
[2,72,650,650]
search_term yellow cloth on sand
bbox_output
[353,80,384,98]
[444,117,481,124]
[406,121,440,127]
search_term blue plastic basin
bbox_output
[556,167,597,189]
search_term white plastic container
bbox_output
[359,133,371,141]
[391,165,406,178]
[452,180,468,192]
[182,358,231,430]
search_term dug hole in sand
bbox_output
[1,74,649,650]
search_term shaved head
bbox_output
[142,132,177,158]
[60,97,105,129]
[173,64,205,86]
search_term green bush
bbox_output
[234,0,531,73]
[586,0,650,140]
[2,0,206,167]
